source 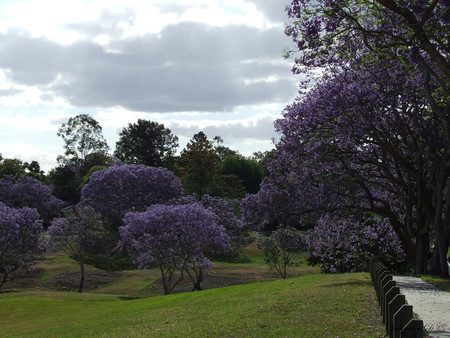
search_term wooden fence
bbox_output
[369,258,424,338]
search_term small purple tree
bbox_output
[48,206,106,293]
[0,202,45,290]
[306,214,407,273]
[257,226,305,279]
[120,204,229,294]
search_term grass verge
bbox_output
[419,274,450,292]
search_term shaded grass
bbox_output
[419,274,450,292]
[0,273,385,337]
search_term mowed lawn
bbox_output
[0,272,385,337]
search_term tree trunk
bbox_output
[414,234,429,274]
[0,272,8,290]
[430,229,450,276]
[78,262,85,293]
[191,269,204,291]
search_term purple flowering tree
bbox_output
[0,175,64,226]
[120,204,229,294]
[244,53,448,274]
[48,206,106,293]
[284,0,449,275]
[80,164,184,230]
[199,195,251,257]
[306,214,407,273]
[257,226,305,279]
[172,195,250,258]
[0,202,45,290]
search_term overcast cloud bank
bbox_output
[0,0,298,171]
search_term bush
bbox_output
[257,226,305,279]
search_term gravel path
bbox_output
[393,275,450,337]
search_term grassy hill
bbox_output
[0,245,386,337]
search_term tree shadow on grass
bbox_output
[318,280,372,288]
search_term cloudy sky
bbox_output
[0,0,299,172]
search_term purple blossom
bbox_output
[0,175,64,224]
[171,195,250,257]
[48,206,106,292]
[306,214,407,273]
[0,202,45,289]
[120,204,229,294]
[80,164,184,227]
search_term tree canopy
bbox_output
[242,0,450,275]
[0,175,64,225]
[57,114,109,166]
[179,131,220,198]
[120,204,229,294]
[80,164,184,229]
[114,119,179,168]
[0,202,45,290]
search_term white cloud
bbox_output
[0,0,297,172]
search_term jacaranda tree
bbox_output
[171,195,251,258]
[252,55,446,274]
[120,204,229,294]
[284,0,449,275]
[306,214,407,273]
[80,164,184,230]
[0,175,64,226]
[0,202,45,290]
[48,206,106,293]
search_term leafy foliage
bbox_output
[217,154,263,195]
[0,157,26,179]
[179,131,220,198]
[0,202,45,290]
[114,119,179,168]
[120,204,229,294]
[257,226,305,279]
[57,114,109,165]
[48,153,115,205]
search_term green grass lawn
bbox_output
[0,273,384,337]
[0,243,386,337]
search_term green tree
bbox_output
[57,114,109,168]
[0,157,26,179]
[252,150,275,178]
[48,153,113,205]
[24,161,44,179]
[180,132,219,198]
[114,119,179,168]
[213,136,237,161]
[47,164,80,204]
[217,154,263,194]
